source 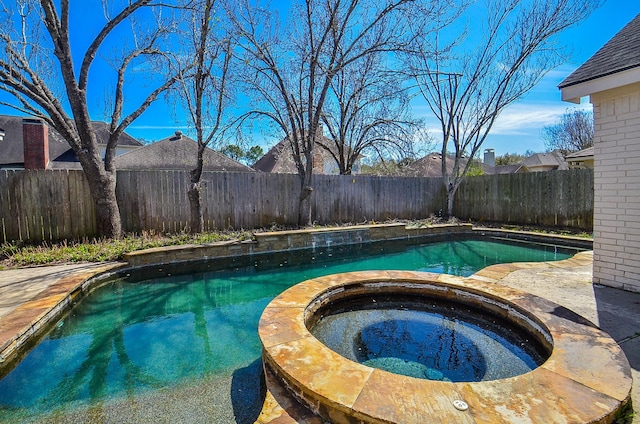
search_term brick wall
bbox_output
[591,82,640,292]
[22,119,49,170]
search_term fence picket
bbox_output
[0,168,593,243]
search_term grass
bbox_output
[613,400,636,424]
[485,223,593,239]
[0,230,252,269]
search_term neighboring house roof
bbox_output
[253,135,347,174]
[115,132,254,172]
[565,146,594,160]
[559,13,640,103]
[0,114,142,169]
[0,115,71,168]
[520,151,568,171]
[405,151,567,177]
[252,140,284,173]
[90,121,141,147]
[565,146,594,169]
[405,153,457,177]
[483,152,568,175]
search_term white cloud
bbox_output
[413,99,591,138]
[490,102,591,136]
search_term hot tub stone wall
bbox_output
[258,270,631,424]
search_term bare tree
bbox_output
[542,108,593,153]
[0,0,186,238]
[231,0,420,225]
[320,51,422,175]
[409,0,601,217]
[359,157,418,176]
[175,0,233,233]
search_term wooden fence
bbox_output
[453,169,594,229]
[0,169,96,243]
[0,168,593,243]
[116,171,445,233]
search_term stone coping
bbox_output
[0,263,126,365]
[123,223,591,268]
[123,223,475,267]
[258,269,631,423]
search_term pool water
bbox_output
[0,237,579,422]
[310,295,549,382]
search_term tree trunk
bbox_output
[446,185,455,217]
[188,183,204,234]
[189,141,206,234]
[444,178,458,218]
[298,185,313,227]
[298,176,314,227]
[85,168,122,239]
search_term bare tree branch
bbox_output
[232,0,420,225]
[408,0,602,217]
[542,108,593,153]
[0,0,186,238]
[171,0,236,233]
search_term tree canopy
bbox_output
[0,0,603,235]
[0,0,186,238]
[220,144,263,166]
[408,0,602,217]
[542,109,594,153]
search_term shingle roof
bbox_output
[521,151,567,169]
[565,146,594,159]
[0,115,71,167]
[252,135,341,174]
[0,115,142,169]
[559,14,640,88]
[405,153,457,177]
[252,141,282,173]
[91,121,142,147]
[115,132,254,172]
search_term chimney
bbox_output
[23,119,49,170]
[484,148,495,167]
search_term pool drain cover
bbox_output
[453,400,468,411]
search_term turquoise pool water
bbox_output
[0,237,580,422]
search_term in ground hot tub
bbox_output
[258,271,632,423]
[308,291,550,383]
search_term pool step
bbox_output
[257,365,323,424]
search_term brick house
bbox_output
[559,14,640,292]
[0,115,141,170]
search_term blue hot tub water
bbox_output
[0,237,580,421]
[309,295,548,382]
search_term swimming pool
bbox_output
[0,236,582,423]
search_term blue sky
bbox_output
[449,0,640,156]
[2,1,639,158]
[125,0,640,157]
